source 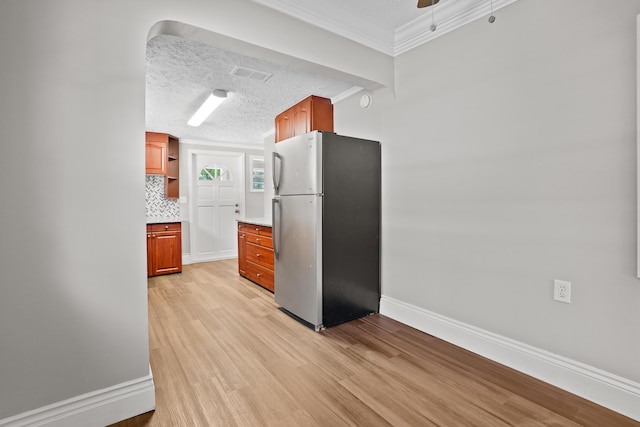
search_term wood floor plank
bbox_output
[109,260,639,427]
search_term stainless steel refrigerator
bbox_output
[272,131,381,331]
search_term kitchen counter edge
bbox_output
[146,217,182,225]
[238,218,272,228]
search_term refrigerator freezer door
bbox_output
[273,131,322,196]
[273,194,323,329]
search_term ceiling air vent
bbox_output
[229,65,273,83]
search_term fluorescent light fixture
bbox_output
[187,89,227,127]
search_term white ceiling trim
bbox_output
[394,0,521,55]
[331,86,364,104]
[180,138,264,150]
[252,0,521,57]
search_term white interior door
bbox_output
[190,151,245,263]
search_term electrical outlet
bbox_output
[554,280,571,304]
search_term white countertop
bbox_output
[238,218,272,227]
[146,217,181,224]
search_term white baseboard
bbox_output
[183,254,236,265]
[380,295,640,422]
[185,254,237,265]
[0,372,155,427]
[182,253,193,265]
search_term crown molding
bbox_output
[252,0,521,57]
[395,0,521,55]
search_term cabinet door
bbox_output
[151,231,182,275]
[293,98,310,136]
[146,141,167,174]
[308,96,334,134]
[238,231,247,275]
[275,110,292,143]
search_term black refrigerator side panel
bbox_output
[321,132,381,328]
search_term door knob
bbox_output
[235,209,240,213]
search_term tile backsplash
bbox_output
[146,175,180,219]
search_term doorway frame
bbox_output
[187,148,246,264]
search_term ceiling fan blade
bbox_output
[417,0,439,8]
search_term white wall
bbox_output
[334,0,640,387]
[0,0,390,423]
[0,0,152,422]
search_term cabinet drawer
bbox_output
[246,242,274,268]
[255,225,272,237]
[150,222,181,232]
[238,222,271,237]
[245,232,272,248]
[245,261,274,292]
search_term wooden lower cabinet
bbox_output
[147,222,182,277]
[237,222,274,292]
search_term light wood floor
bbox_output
[110,260,638,427]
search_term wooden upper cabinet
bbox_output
[167,137,178,160]
[145,132,179,199]
[293,97,310,136]
[275,95,334,143]
[275,111,293,143]
[165,136,179,199]
[145,140,167,175]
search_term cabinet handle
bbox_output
[256,254,261,257]
[147,234,151,238]
[256,273,261,277]
[165,225,169,230]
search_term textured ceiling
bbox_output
[145,35,355,146]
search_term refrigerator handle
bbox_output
[272,152,283,196]
[272,198,281,259]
